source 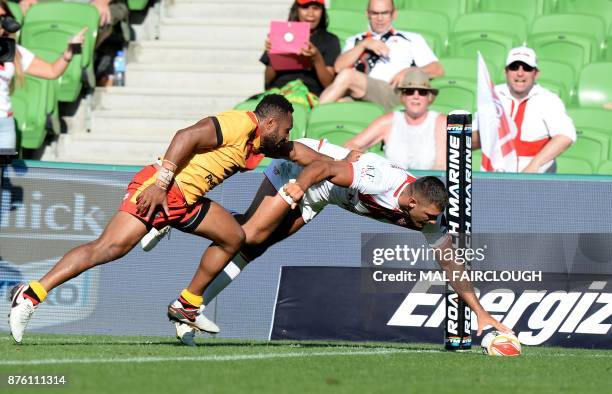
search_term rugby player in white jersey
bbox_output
[143,138,512,345]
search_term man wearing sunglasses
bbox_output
[474,46,575,173]
[344,69,447,170]
[318,0,444,111]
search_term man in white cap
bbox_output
[475,46,576,173]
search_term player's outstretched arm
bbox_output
[283,160,353,203]
[433,235,513,336]
[136,118,220,220]
[270,141,334,166]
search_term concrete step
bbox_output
[164,1,288,19]
[89,110,203,135]
[128,41,262,65]
[48,133,170,165]
[123,63,264,94]
[158,18,268,45]
[92,87,248,114]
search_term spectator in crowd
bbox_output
[0,1,85,157]
[261,0,340,96]
[345,69,447,170]
[18,0,130,86]
[318,0,443,111]
[474,46,576,173]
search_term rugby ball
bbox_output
[481,331,521,356]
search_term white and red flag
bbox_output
[476,52,518,172]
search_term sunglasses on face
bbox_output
[506,62,536,72]
[400,88,429,97]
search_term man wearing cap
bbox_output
[474,46,576,173]
[345,69,447,170]
[318,0,444,111]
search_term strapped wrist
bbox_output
[156,167,174,190]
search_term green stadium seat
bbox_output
[6,1,23,23]
[448,13,524,66]
[405,0,469,24]
[472,149,482,171]
[555,155,594,174]
[20,2,99,101]
[478,0,547,24]
[563,135,605,170]
[233,100,308,140]
[431,77,477,113]
[441,56,500,83]
[307,102,385,144]
[557,0,612,32]
[394,10,450,54]
[329,0,369,11]
[567,107,612,134]
[534,59,576,104]
[328,9,368,45]
[11,76,59,150]
[597,160,612,175]
[528,14,606,74]
[128,0,149,11]
[578,63,612,108]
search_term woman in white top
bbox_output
[345,69,447,170]
[0,1,85,157]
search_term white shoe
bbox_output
[167,301,220,334]
[174,322,197,346]
[141,225,171,252]
[8,284,38,344]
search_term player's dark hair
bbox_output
[289,1,329,30]
[412,176,448,210]
[254,94,294,120]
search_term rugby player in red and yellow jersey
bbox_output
[8,95,331,343]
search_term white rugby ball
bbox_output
[481,331,522,356]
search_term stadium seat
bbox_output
[328,9,368,45]
[528,14,606,74]
[11,76,60,150]
[472,149,482,171]
[329,0,369,11]
[478,0,547,24]
[430,77,477,113]
[566,107,612,134]
[577,63,612,108]
[405,0,469,24]
[128,0,149,11]
[534,59,576,104]
[448,13,525,67]
[20,2,99,102]
[563,135,606,170]
[597,160,612,175]
[557,0,612,32]
[394,10,450,54]
[233,100,308,140]
[6,1,23,23]
[307,102,385,144]
[555,155,594,174]
[441,56,500,83]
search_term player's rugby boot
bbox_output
[8,283,38,343]
[167,301,220,334]
[141,225,171,252]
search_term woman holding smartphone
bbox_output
[0,0,85,157]
[260,0,340,96]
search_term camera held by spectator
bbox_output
[0,14,20,63]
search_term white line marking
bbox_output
[0,348,431,366]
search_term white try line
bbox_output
[0,348,441,366]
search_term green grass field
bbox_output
[1,334,611,394]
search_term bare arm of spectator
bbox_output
[522,135,573,173]
[25,28,87,80]
[19,0,37,14]
[344,113,393,151]
[91,0,112,26]
[301,42,335,88]
[334,39,389,73]
[432,114,448,170]
[472,130,481,150]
